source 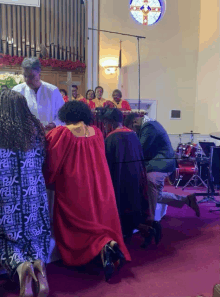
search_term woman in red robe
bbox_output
[43,101,131,282]
[85,89,96,109]
[59,88,69,103]
[112,89,131,111]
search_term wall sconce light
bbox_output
[104,66,118,75]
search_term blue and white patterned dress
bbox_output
[0,144,51,278]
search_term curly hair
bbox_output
[124,113,140,128]
[58,100,93,125]
[101,108,123,123]
[0,90,45,152]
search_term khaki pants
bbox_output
[146,172,188,221]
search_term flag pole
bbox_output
[137,37,141,111]
[118,40,122,90]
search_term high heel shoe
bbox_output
[33,260,49,297]
[17,261,38,297]
[107,241,125,270]
[101,245,115,282]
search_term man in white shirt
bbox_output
[12,57,64,131]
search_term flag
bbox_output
[117,41,122,90]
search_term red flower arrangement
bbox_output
[0,54,86,71]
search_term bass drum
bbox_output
[167,159,197,186]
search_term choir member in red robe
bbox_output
[43,100,131,282]
[59,89,69,102]
[85,89,96,109]
[112,89,131,111]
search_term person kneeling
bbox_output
[43,101,131,282]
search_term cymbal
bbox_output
[183,132,200,134]
[210,132,220,140]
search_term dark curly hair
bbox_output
[124,113,140,128]
[58,100,93,125]
[101,108,123,123]
[0,90,45,152]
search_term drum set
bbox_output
[168,131,210,189]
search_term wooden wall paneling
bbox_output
[81,73,85,97]
[72,74,84,97]
[21,6,25,56]
[57,72,68,91]
[7,5,12,56]
[46,0,51,56]
[12,5,17,56]
[51,0,54,58]
[36,7,40,58]
[1,4,7,54]
[25,6,30,57]
[30,7,35,57]
[40,71,57,86]
[66,0,70,60]
[17,6,22,56]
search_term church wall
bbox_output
[194,0,220,134]
[99,0,200,134]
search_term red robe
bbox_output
[63,95,69,103]
[113,100,131,111]
[87,100,96,109]
[44,125,131,266]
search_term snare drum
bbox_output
[167,159,197,186]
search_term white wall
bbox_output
[99,0,201,134]
[195,0,220,134]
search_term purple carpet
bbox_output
[1,186,219,297]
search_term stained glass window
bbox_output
[130,0,165,26]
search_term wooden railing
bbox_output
[0,0,86,62]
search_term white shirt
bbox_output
[12,81,64,126]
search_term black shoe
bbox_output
[107,241,125,271]
[152,221,162,245]
[101,245,115,282]
[138,224,156,248]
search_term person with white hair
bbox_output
[12,57,64,132]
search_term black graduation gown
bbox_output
[105,127,146,236]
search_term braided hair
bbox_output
[0,90,45,152]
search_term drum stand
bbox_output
[198,163,220,204]
[209,202,220,212]
[182,161,208,190]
